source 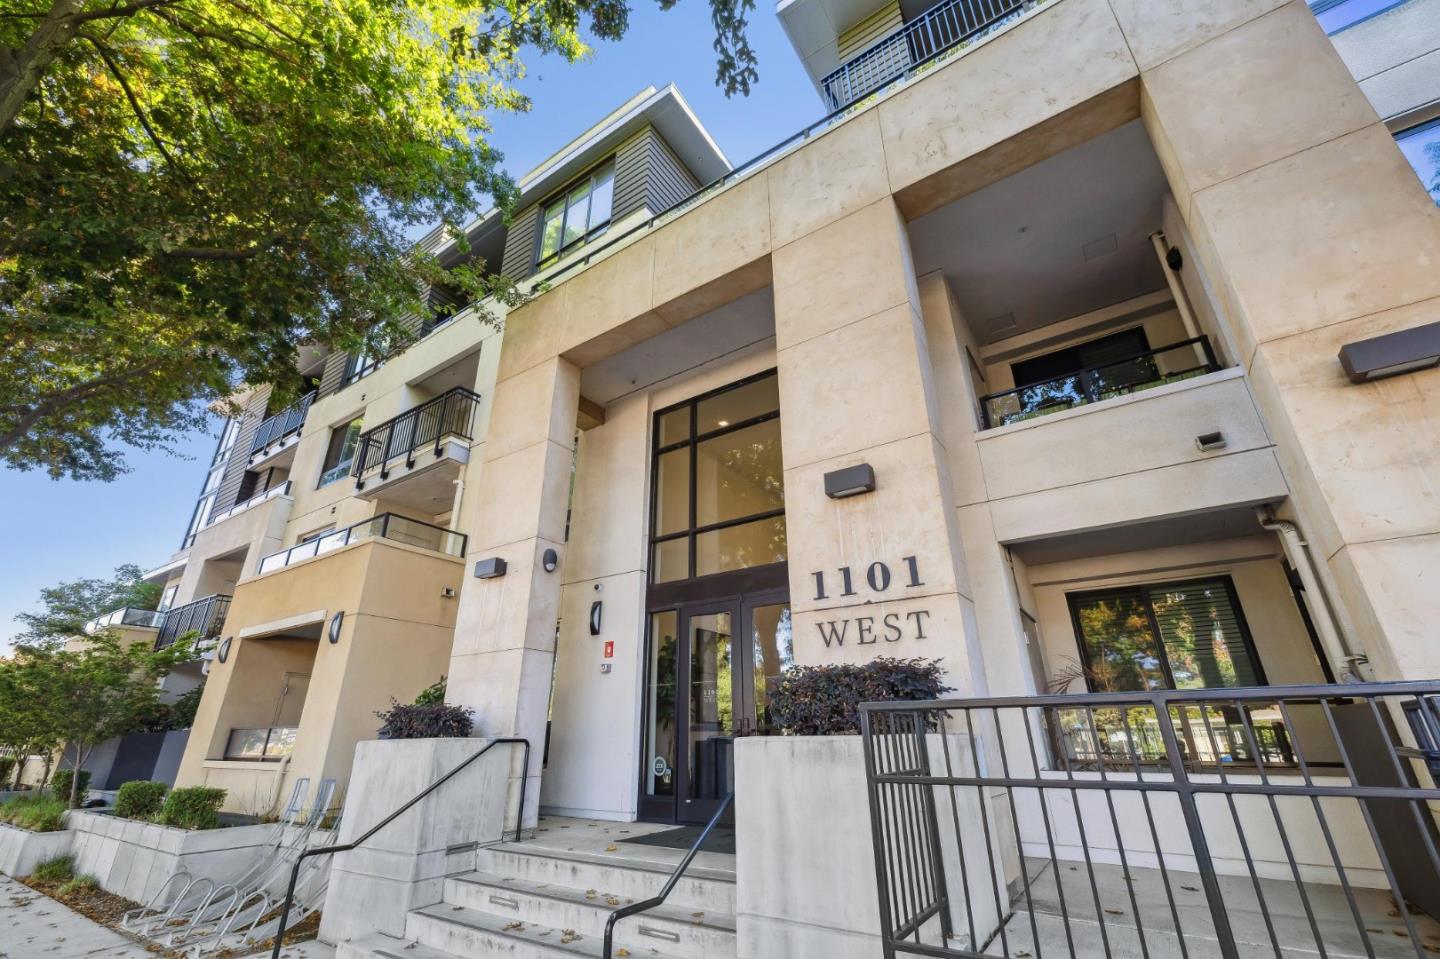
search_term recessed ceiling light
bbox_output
[717,419,730,427]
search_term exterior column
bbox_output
[772,197,987,695]
[448,354,580,822]
[1132,2,1440,679]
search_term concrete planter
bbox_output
[735,734,1004,959]
[0,821,74,878]
[67,810,305,905]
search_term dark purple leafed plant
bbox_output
[375,700,475,739]
[768,657,951,736]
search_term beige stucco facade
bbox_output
[157,0,1440,828]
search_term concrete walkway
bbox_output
[0,875,335,959]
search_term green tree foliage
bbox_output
[4,634,194,806]
[11,563,160,646]
[1,0,755,480]
[0,650,61,789]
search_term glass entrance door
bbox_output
[642,595,792,824]
[677,603,739,823]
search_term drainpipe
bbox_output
[1254,506,1368,682]
[1150,232,1202,341]
[450,475,465,527]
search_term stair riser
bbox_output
[445,878,734,959]
[407,910,600,958]
[474,850,736,913]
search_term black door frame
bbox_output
[638,568,789,824]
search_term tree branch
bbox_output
[84,35,191,183]
[0,356,169,451]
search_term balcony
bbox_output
[256,512,467,576]
[351,386,480,511]
[223,725,297,762]
[248,391,315,467]
[820,0,1027,109]
[84,606,163,635]
[202,479,292,529]
[979,336,1222,429]
[155,594,232,651]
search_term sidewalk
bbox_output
[0,875,334,959]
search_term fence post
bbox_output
[1153,696,1242,959]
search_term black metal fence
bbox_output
[860,683,1440,959]
[980,336,1221,429]
[155,593,232,650]
[352,386,479,485]
[249,391,315,455]
[821,0,1027,109]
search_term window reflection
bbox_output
[1396,118,1440,207]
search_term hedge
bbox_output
[114,780,168,821]
[50,769,91,808]
[768,657,951,735]
[158,786,227,830]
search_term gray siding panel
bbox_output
[500,204,541,279]
[318,351,349,398]
[645,130,701,213]
[612,127,652,223]
[213,386,271,515]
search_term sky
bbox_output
[0,2,824,649]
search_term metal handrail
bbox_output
[268,737,531,959]
[250,392,315,455]
[255,511,467,574]
[979,334,1221,428]
[155,594,232,650]
[602,792,733,958]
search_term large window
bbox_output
[1067,577,1265,693]
[535,161,615,270]
[182,416,241,548]
[649,371,786,584]
[1396,117,1440,207]
[318,417,363,487]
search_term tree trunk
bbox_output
[0,0,84,136]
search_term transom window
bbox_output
[1067,577,1265,692]
[649,371,786,584]
[536,161,615,270]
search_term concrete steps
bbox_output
[337,836,737,959]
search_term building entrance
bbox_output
[638,369,790,823]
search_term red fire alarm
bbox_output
[603,641,614,659]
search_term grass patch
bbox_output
[15,868,143,931]
[30,854,74,883]
[0,793,68,832]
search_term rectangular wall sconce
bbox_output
[1195,431,1227,452]
[824,463,876,499]
[1339,321,1440,383]
[473,557,507,579]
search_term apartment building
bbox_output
[79,0,1440,955]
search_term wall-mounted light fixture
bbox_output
[542,548,558,573]
[824,463,876,499]
[589,601,603,636]
[1339,321,1440,383]
[474,557,507,579]
[328,610,344,644]
[217,637,232,663]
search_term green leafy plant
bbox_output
[158,786,227,830]
[168,683,206,730]
[114,781,168,821]
[768,658,952,736]
[0,757,14,783]
[0,794,68,832]
[30,855,74,884]
[376,700,474,739]
[414,677,447,706]
[49,770,91,808]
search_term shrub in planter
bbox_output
[30,855,74,883]
[0,794,67,832]
[114,780,168,821]
[49,769,91,808]
[158,786,227,830]
[375,700,474,739]
[768,657,952,735]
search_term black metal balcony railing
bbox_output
[820,0,1027,110]
[980,335,1222,429]
[154,594,232,651]
[249,391,315,455]
[256,512,467,575]
[352,386,480,485]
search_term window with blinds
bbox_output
[1067,576,1265,693]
